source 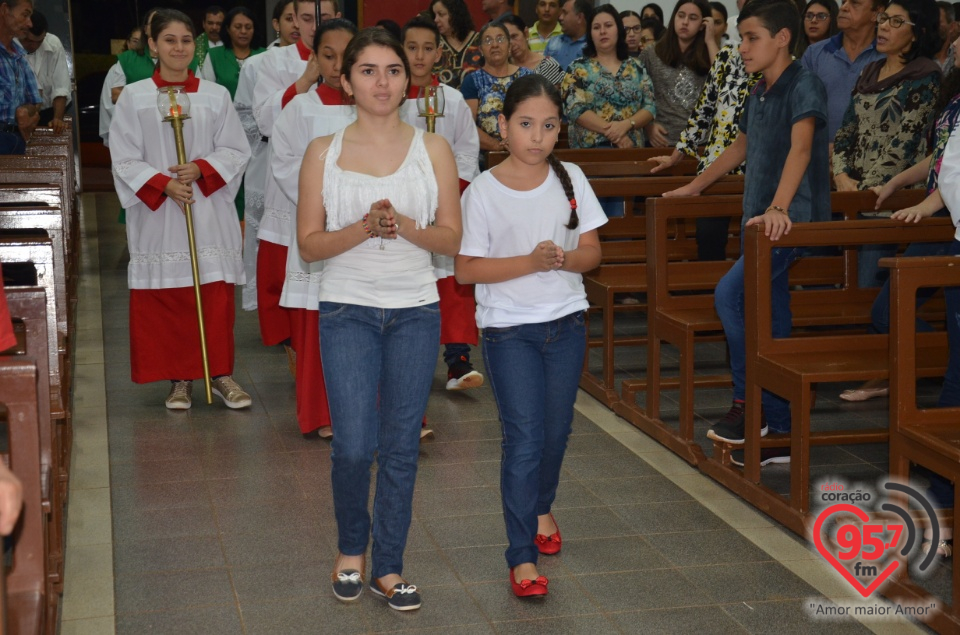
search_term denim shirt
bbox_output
[544,34,587,71]
[0,39,41,124]
[739,62,831,224]
[800,33,884,140]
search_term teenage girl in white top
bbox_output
[296,28,462,611]
[456,74,606,598]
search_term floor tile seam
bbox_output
[460,573,602,630]
[572,390,922,635]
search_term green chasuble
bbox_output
[207,46,265,100]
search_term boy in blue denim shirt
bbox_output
[664,0,830,464]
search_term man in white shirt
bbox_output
[18,10,69,133]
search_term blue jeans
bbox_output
[869,240,953,334]
[858,244,898,288]
[940,239,960,409]
[0,131,25,155]
[482,311,586,568]
[318,301,440,579]
[714,248,800,432]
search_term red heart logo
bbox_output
[813,503,901,598]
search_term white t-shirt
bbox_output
[460,161,606,328]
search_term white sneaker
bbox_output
[211,376,252,409]
[165,380,192,410]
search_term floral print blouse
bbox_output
[926,94,960,194]
[560,56,656,149]
[833,59,940,188]
[676,45,761,174]
[461,66,533,140]
[435,32,482,90]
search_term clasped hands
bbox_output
[602,120,634,148]
[164,161,201,212]
[531,240,564,271]
[367,199,404,239]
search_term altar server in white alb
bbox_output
[271,18,357,439]
[110,9,252,411]
[399,16,483,391]
[252,0,319,351]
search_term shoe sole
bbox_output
[332,586,364,603]
[212,388,252,409]
[369,584,421,611]
[165,401,191,410]
[731,455,791,467]
[419,429,435,440]
[446,371,484,391]
[706,426,768,445]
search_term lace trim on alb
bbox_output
[130,247,242,264]
[262,206,291,223]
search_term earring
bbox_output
[276,30,280,38]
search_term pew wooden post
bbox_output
[881,255,960,634]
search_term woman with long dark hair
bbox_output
[795,0,840,58]
[431,0,481,88]
[640,0,717,147]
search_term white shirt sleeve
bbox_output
[46,34,71,103]
[447,88,480,183]
[253,48,290,138]
[199,58,217,83]
[99,62,125,146]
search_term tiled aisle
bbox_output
[56,194,928,634]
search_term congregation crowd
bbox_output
[3,0,960,614]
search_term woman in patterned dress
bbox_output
[430,0,481,89]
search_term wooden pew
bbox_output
[882,255,960,635]
[4,288,64,605]
[486,146,694,168]
[580,175,746,405]
[614,190,930,465]
[697,218,954,536]
[0,359,49,635]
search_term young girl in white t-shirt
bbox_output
[456,74,606,598]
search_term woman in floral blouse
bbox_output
[833,0,941,287]
[648,43,760,260]
[461,22,533,151]
[561,4,656,150]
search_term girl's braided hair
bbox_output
[501,74,578,229]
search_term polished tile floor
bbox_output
[55,194,937,634]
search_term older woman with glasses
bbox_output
[460,22,533,151]
[833,0,941,288]
[795,0,840,57]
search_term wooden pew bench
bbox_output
[486,146,701,168]
[881,254,960,635]
[697,217,954,536]
[4,288,64,604]
[614,190,935,465]
[0,358,49,635]
[580,175,745,405]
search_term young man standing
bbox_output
[666,0,831,465]
[544,0,591,70]
[401,17,484,391]
[529,0,562,52]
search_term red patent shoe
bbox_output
[510,569,548,598]
[535,513,561,555]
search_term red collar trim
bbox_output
[152,69,200,93]
[406,76,440,99]
[296,39,312,61]
[317,82,349,105]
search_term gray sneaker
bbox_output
[165,380,192,410]
[211,376,252,409]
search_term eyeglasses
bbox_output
[876,12,914,28]
[624,25,642,33]
[804,12,829,21]
[481,35,507,45]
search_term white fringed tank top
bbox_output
[318,126,440,308]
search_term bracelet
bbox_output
[361,213,375,238]
[767,205,788,215]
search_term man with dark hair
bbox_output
[544,0,591,70]
[482,0,514,24]
[937,1,958,72]
[0,0,41,154]
[529,0,562,52]
[800,0,884,141]
[194,5,225,71]
[18,9,70,133]
[319,0,341,22]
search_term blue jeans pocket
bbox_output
[318,301,349,318]
[482,325,521,344]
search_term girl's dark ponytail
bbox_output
[546,153,579,230]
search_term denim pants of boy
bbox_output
[319,301,440,579]
[714,248,800,432]
[482,311,586,568]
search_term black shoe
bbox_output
[731,447,791,467]
[331,555,364,602]
[706,403,768,444]
[446,355,484,391]
[370,578,422,611]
